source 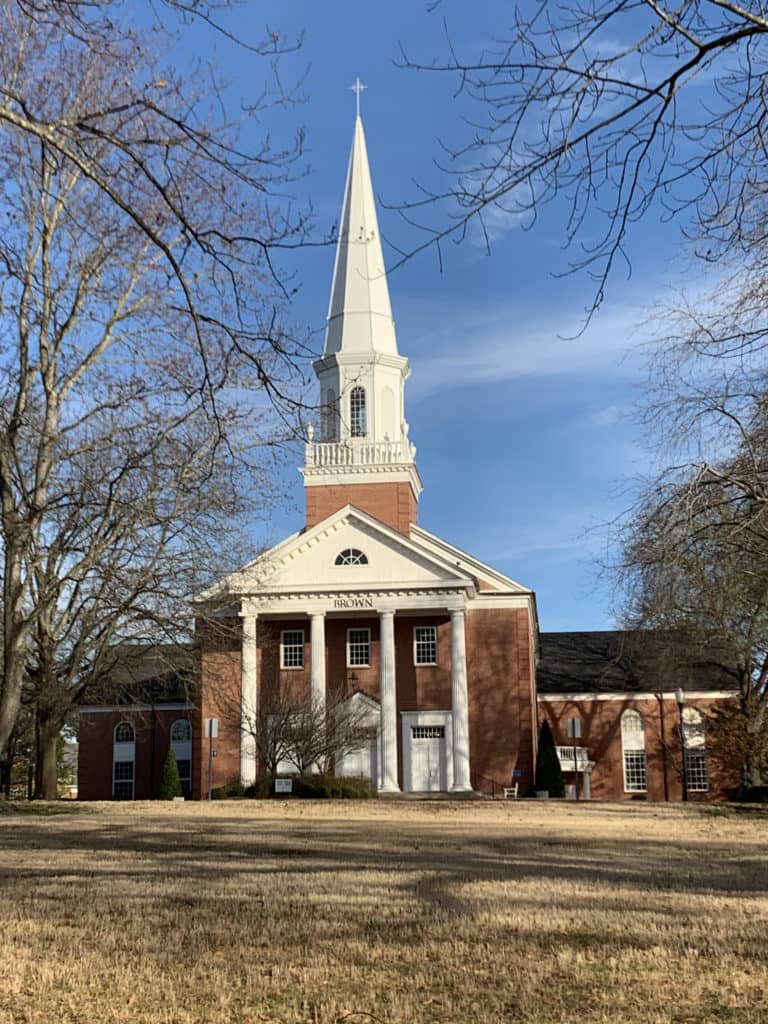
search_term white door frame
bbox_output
[401,710,453,793]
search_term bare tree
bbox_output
[399,3,768,313]
[240,687,377,782]
[617,394,768,787]
[0,5,308,790]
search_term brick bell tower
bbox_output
[301,94,422,536]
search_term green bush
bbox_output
[293,775,374,799]
[535,721,565,797]
[216,775,376,800]
[159,747,182,800]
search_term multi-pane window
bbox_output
[335,548,368,565]
[621,709,647,793]
[347,628,371,667]
[411,726,445,740]
[281,630,305,669]
[683,707,709,792]
[115,721,134,743]
[113,721,135,800]
[350,386,367,437]
[171,719,191,743]
[685,750,709,792]
[623,750,648,792]
[414,626,437,665]
[171,719,193,798]
[113,761,134,800]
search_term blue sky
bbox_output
[173,2,695,631]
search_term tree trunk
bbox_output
[34,717,59,800]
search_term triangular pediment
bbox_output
[198,506,474,602]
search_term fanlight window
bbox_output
[171,719,192,744]
[114,721,135,744]
[350,386,367,437]
[335,548,368,566]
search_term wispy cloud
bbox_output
[408,300,645,400]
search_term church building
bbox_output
[191,108,539,798]
[77,106,739,803]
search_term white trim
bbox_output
[537,690,738,702]
[81,703,193,714]
[195,505,476,603]
[401,710,453,793]
[409,523,531,594]
[468,594,535,610]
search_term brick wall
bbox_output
[538,695,739,801]
[466,607,536,795]
[305,481,418,534]
[78,707,194,800]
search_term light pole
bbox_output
[675,688,689,803]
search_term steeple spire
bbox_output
[323,108,398,357]
[302,101,422,536]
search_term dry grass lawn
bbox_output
[0,799,766,1024]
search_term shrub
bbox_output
[159,748,182,800]
[535,721,565,797]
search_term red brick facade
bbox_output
[78,706,194,801]
[181,604,537,796]
[305,481,418,534]
[539,695,738,801]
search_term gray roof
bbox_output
[82,644,196,706]
[537,631,739,695]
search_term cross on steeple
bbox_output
[350,77,367,118]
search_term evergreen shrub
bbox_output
[159,747,183,800]
[535,721,565,797]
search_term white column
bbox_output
[450,609,472,792]
[379,610,400,793]
[240,613,258,787]
[309,612,327,776]
[310,613,327,708]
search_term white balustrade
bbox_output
[556,745,590,770]
[305,438,413,469]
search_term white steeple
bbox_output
[323,113,398,357]
[301,92,422,520]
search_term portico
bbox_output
[237,577,474,793]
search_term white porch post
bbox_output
[240,613,258,786]
[450,609,472,792]
[379,610,400,793]
[310,613,327,708]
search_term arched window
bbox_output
[682,707,709,792]
[115,721,134,743]
[170,719,193,797]
[113,721,136,800]
[350,386,367,437]
[620,709,647,793]
[171,720,192,743]
[335,548,368,566]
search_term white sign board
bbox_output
[205,717,219,739]
[274,778,293,795]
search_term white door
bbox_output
[410,725,447,791]
[337,740,377,782]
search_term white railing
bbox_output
[556,746,590,771]
[305,438,413,468]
